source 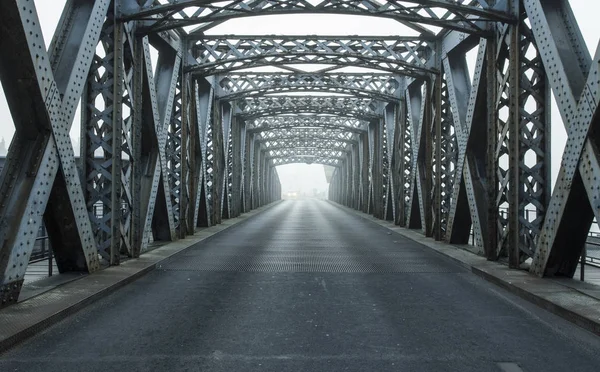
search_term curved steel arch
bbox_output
[250,122,365,135]
[268,150,346,166]
[122,0,513,35]
[189,36,433,77]
[271,157,342,168]
[216,73,402,102]
[267,147,347,159]
[263,142,352,154]
[235,96,382,121]
[247,116,367,133]
[257,126,357,139]
[259,135,356,148]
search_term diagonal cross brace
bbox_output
[140,38,181,246]
[525,0,600,276]
[0,0,110,305]
[444,40,490,250]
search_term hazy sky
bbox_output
[0,0,598,194]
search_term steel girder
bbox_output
[272,157,342,167]
[248,116,366,134]
[234,96,382,121]
[268,148,346,166]
[121,0,513,35]
[216,73,403,102]
[258,127,356,141]
[188,36,434,77]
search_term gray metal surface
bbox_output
[2,200,600,371]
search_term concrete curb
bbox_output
[328,201,600,337]
[0,201,282,353]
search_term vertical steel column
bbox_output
[131,35,144,257]
[486,34,499,259]
[220,103,232,219]
[244,130,254,212]
[210,102,224,224]
[352,144,361,210]
[194,80,214,228]
[230,117,243,218]
[253,143,261,209]
[433,69,443,240]
[166,69,183,236]
[514,2,551,263]
[81,9,125,264]
[397,99,409,227]
[383,106,396,222]
[507,0,521,267]
[385,103,399,221]
[406,82,425,231]
[179,71,194,236]
[182,72,198,234]
[359,133,370,213]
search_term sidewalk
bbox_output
[331,202,600,336]
[0,202,282,353]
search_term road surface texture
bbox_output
[2,199,600,371]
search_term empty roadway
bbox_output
[2,199,600,371]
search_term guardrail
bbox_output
[29,225,54,277]
[26,203,107,280]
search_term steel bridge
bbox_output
[1,1,600,366]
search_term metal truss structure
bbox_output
[0,0,598,307]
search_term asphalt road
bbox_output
[2,199,600,371]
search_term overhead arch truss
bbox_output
[216,73,403,102]
[247,116,366,134]
[189,36,434,77]
[268,148,347,166]
[234,96,383,120]
[121,0,514,35]
[3,0,600,307]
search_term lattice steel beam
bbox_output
[272,157,342,167]
[188,36,434,77]
[268,152,345,167]
[247,116,367,133]
[121,0,513,35]
[234,96,383,121]
[262,138,353,149]
[259,127,356,141]
[215,73,403,101]
[264,142,351,153]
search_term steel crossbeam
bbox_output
[216,73,403,102]
[189,36,433,77]
[234,96,383,121]
[248,116,366,133]
[121,0,513,35]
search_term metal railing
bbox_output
[29,225,54,277]
[465,208,600,280]
[25,202,120,280]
